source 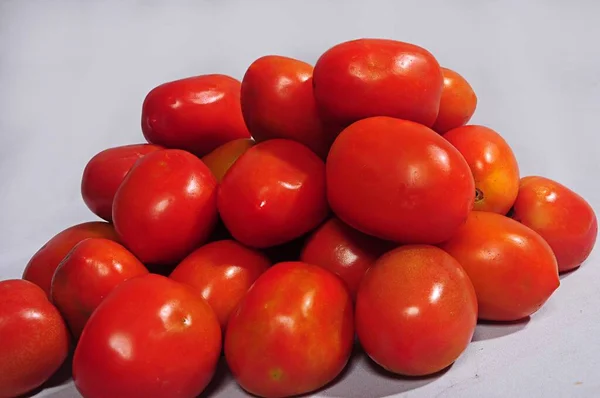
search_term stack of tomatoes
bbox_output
[1,38,597,398]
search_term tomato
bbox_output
[300,217,393,300]
[225,261,353,397]
[51,238,149,339]
[0,280,70,398]
[113,149,218,266]
[355,245,477,376]
[73,274,221,398]
[443,125,520,214]
[439,211,560,321]
[313,38,443,127]
[431,67,478,133]
[218,139,328,248]
[327,116,474,244]
[22,222,119,298]
[81,143,163,221]
[511,176,598,272]
[141,74,251,157]
[241,55,335,158]
[170,240,271,331]
[201,138,255,182]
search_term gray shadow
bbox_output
[472,317,530,342]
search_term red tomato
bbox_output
[170,240,271,331]
[0,280,70,398]
[443,125,520,214]
[439,211,560,321]
[22,222,119,298]
[225,262,353,397]
[73,274,221,398]
[81,143,163,221]
[51,238,149,339]
[327,116,474,244]
[356,245,477,376]
[432,67,478,133]
[313,38,443,127]
[241,55,335,158]
[201,138,255,182]
[218,139,328,248]
[512,176,598,272]
[300,217,393,300]
[113,149,218,265]
[141,74,251,157]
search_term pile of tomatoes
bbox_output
[1,38,597,398]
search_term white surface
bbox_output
[1,1,599,397]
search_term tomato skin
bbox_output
[443,125,520,214]
[170,240,271,331]
[73,274,221,398]
[313,38,443,127]
[51,238,149,339]
[327,116,474,244]
[81,144,163,221]
[141,74,251,157]
[201,138,255,182]
[432,68,478,133]
[113,149,218,266]
[356,245,477,376]
[512,176,598,272]
[225,262,353,398]
[0,280,70,398]
[439,211,560,321]
[218,139,328,248]
[300,217,393,300]
[22,222,119,298]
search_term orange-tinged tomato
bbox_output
[201,138,255,182]
[512,176,598,272]
[432,67,477,133]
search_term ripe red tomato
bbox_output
[512,176,598,272]
[225,262,353,397]
[356,245,477,376]
[81,143,163,221]
[313,38,443,127]
[141,74,251,157]
[201,138,255,182]
[327,116,474,244]
[241,55,335,158]
[51,238,149,339]
[300,217,393,300]
[22,222,119,298]
[439,211,560,321]
[113,149,218,265]
[218,139,328,248]
[0,280,70,398]
[170,240,271,331]
[432,67,478,133]
[73,274,221,398]
[443,125,520,214]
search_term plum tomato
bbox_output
[201,138,255,182]
[432,67,478,133]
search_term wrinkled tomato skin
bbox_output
[439,211,560,321]
[81,144,163,221]
[512,176,598,272]
[141,74,251,157]
[300,217,393,300]
[201,138,255,182]
[225,262,353,398]
[22,222,119,298]
[355,245,477,376]
[313,38,443,127]
[113,149,218,266]
[327,116,474,244]
[218,139,329,248]
[443,125,520,214]
[170,240,271,331]
[51,238,149,339]
[432,68,478,133]
[0,280,70,398]
[73,274,221,398]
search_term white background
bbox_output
[1,1,599,397]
